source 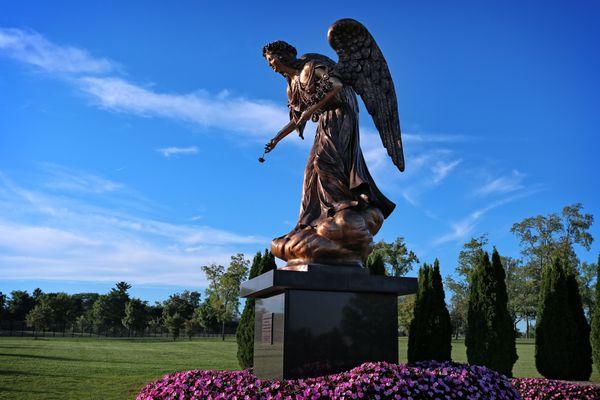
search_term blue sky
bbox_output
[1,1,599,302]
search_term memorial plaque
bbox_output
[261,312,273,344]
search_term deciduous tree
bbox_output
[397,294,415,335]
[7,290,35,321]
[26,302,52,334]
[202,253,249,340]
[371,237,419,276]
[122,299,149,334]
[445,235,487,338]
[164,312,185,341]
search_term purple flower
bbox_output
[136,361,600,400]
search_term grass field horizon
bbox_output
[1,336,598,399]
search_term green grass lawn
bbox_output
[0,336,598,399]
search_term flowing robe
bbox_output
[287,58,395,229]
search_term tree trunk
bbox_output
[525,315,529,339]
[221,320,225,341]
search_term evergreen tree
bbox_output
[536,257,592,380]
[466,250,519,375]
[591,255,600,369]
[236,251,263,369]
[366,251,386,275]
[565,262,593,379]
[490,248,518,376]
[407,260,452,362]
[260,249,277,274]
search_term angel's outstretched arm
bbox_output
[265,72,342,153]
[264,120,296,153]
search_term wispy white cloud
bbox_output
[396,151,463,206]
[78,77,288,137]
[42,163,122,194]
[431,159,462,184]
[0,168,267,286]
[402,133,471,144]
[433,188,544,245]
[0,27,287,139]
[0,28,115,74]
[1,27,476,149]
[475,169,525,197]
[157,146,199,158]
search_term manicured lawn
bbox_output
[0,337,238,400]
[0,336,598,399]
[400,337,600,381]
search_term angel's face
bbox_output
[265,52,284,74]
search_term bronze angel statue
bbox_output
[262,19,404,269]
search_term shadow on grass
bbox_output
[0,352,167,366]
[0,353,83,362]
[0,387,50,394]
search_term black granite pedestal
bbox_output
[240,265,417,380]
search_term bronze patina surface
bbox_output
[261,19,404,268]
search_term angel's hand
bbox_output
[264,140,277,153]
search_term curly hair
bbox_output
[262,40,297,63]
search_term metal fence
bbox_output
[0,320,236,339]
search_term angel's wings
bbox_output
[328,19,405,172]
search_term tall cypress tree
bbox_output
[236,251,262,369]
[465,251,492,367]
[464,249,518,376]
[536,257,592,380]
[591,255,600,369]
[565,263,592,380]
[408,264,431,363]
[260,249,277,274]
[430,259,452,360]
[490,248,518,376]
[407,260,452,362]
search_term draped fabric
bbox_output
[287,59,396,229]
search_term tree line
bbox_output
[0,253,266,340]
[443,203,596,339]
[399,202,599,380]
[407,245,600,380]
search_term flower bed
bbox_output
[511,378,600,400]
[138,361,523,399]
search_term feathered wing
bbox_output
[328,18,405,172]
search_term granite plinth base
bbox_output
[240,265,418,380]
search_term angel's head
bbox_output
[263,40,298,75]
